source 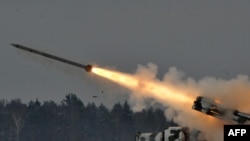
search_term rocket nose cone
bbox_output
[11,43,20,48]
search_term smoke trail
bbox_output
[93,63,250,141]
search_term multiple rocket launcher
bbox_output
[192,96,250,124]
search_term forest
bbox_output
[0,93,177,141]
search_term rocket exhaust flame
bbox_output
[92,67,194,107]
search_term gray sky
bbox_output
[1,0,250,107]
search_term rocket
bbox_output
[11,44,92,72]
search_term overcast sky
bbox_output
[1,1,250,107]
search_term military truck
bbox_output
[135,126,190,141]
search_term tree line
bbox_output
[0,93,176,141]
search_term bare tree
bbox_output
[6,99,26,141]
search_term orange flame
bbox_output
[92,67,194,106]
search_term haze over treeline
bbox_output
[0,93,176,141]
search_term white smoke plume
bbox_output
[126,63,250,141]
